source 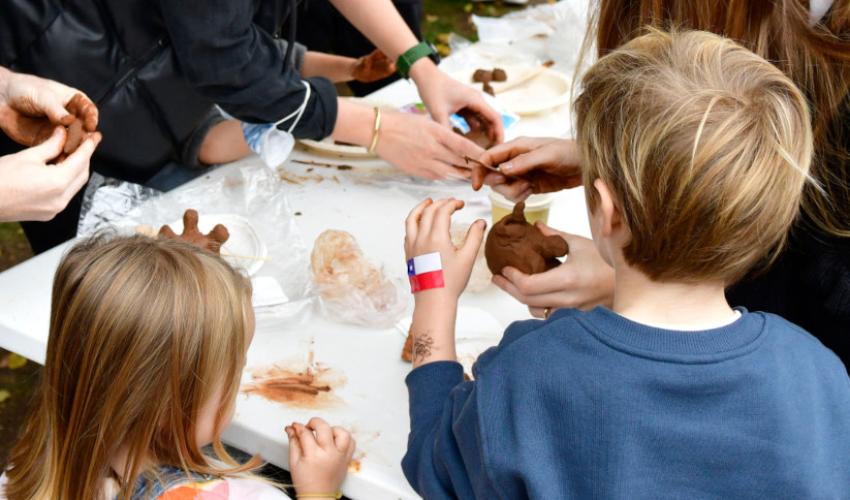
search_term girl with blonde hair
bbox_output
[475,0,850,366]
[2,235,354,500]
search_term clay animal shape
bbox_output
[158,209,230,255]
[485,201,568,275]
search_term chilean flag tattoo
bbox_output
[407,252,445,293]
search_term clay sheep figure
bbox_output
[485,202,569,275]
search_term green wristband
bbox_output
[396,41,436,79]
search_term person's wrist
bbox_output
[408,57,438,85]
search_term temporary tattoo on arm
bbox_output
[412,332,436,363]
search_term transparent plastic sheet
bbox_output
[78,172,161,237]
[87,165,314,309]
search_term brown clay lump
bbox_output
[485,201,568,275]
[472,69,492,83]
[455,108,496,149]
[491,68,507,82]
[158,209,230,255]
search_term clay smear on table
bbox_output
[243,362,346,409]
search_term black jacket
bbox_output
[0,0,337,183]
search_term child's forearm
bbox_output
[301,52,356,83]
[410,292,458,368]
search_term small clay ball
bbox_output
[472,69,492,83]
[491,68,507,82]
[485,202,569,276]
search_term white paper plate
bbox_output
[166,214,267,276]
[452,65,570,115]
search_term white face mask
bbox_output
[239,80,313,169]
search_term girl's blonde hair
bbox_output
[575,29,813,284]
[585,0,850,239]
[4,235,260,499]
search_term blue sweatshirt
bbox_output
[402,307,850,499]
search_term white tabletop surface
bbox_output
[0,70,590,500]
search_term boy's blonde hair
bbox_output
[575,29,814,284]
[5,235,259,500]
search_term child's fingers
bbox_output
[286,426,302,466]
[433,199,465,237]
[344,436,357,460]
[306,417,334,448]
[460,219,487,263]
[419,198,452,238]
[405,198,433,248]
[332,426,352,452]
[294,423,319,457]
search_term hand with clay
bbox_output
[375,111,487,180]
[0,66,98,150]
[351,49,396,83]
[492,222,615,318]
[285,418,355,498]
[158,209,230,254]
[472,137,582,201]
[405,198,488,299]
[0,127,101,222]
[412,63,503,148]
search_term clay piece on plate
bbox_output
[472,69,492,83]
[158,209,230,255]
[491,68,507,82]
[485,201,569,276]
[482,82,495,96]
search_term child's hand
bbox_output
[404,198,487,301]
[286,418,355,498]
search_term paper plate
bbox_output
[165,214,267,276]
[452,65,571,115]
[298,137,377,159]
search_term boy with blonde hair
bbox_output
[400,30,850,498]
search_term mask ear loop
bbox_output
[274,81,312,134]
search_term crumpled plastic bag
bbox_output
[310,229,408,328]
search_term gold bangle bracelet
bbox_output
[367,106,382,154]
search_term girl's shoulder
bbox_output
[157,477,291,500]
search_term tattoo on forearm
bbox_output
[412,332,435,363]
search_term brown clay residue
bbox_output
[401,328,414,363]
[348,459,361,472]
[243,363,346,409]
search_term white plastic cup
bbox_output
[489,190,555,225]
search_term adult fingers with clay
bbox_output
[0,66,98,147]
[472,137,583,201]
[0,127,102,222]
[492,222,615,317]
[375,111,485,181]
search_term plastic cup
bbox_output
[489,190,554,225]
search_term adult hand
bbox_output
[492,222,615,317]
[410,61,503,146]
[377,111,484,180]
[352,49,396,83]
[472,137,582,201]
[286,418,355,497]
[0,127,102,222]
[0,68,98,147]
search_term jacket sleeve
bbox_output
[157,0,337,139]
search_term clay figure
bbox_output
[158,209,230,255]
[63,118,84,155]
[491,68,507,82]
[485,201,569,275]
